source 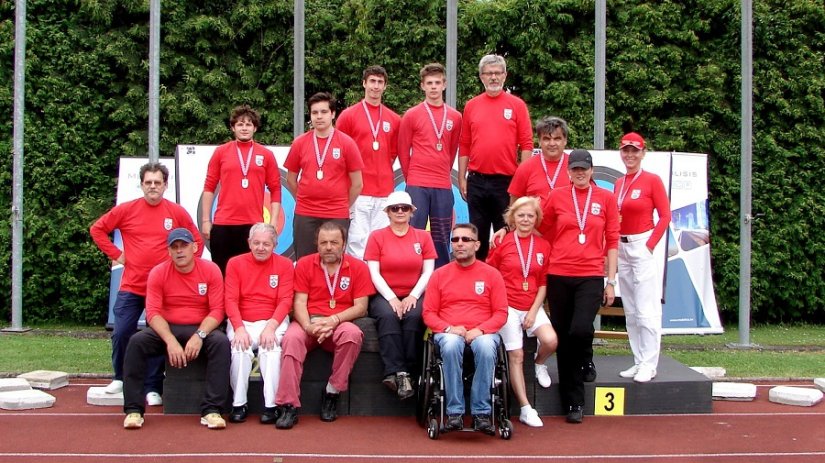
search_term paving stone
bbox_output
[17,370,69,390]
[690,367,726,379]
[0,378,32,393]
[814,378,825,392]
[0,389,56,410]
[712,382,757,401]
[768,386,823,407]
[86,386,124,406]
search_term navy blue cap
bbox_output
[167,228,195,246]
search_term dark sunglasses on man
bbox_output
[450,236,477,243]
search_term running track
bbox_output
[1,379,823,463]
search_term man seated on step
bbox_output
[122,228,230,430]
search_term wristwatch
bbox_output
[606,279,617,287]
[196,329,208,339]
[444,326,452,333]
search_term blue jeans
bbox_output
[111,291,164,394]
[434,333,500,416]
[406,185,453,268]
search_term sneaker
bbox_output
[275,404,298,429]
[320,391,339,422]
[145,391,163,406]
[472,414,495,435]
[123,412,143,429]
[566,406,583,424]
[104,380,123,394]
[633,366,657,383]
[382,374,397,392]
[396,372,414,400]
[229,404,248,423]
[583,361,597,382]
[619,365,639,378]
[445,414,464,431]
[260,406,280,425]
[200,412,226,429]
[534,362,552,388]
[519,406,543,427]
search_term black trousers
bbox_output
[292,214,350,260]
[466,172,512,261]
[210,223,254,275]
[368,293,426,377]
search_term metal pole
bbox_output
[293,0,305,138]
[593,0,606,149]
[737,0,753,347]
[446,0,457,108]
[148,0,160,162]
[7,0,30,332]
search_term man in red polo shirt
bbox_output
[274,222,375,429]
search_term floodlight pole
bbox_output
[736,0,754,347]
[594,0,606,150]
[446,0,457,108]
[148,0,160,163]
[293,0,305,138]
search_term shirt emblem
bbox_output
[631,189,641,200]
[536,253,544,266]
[446,119,454,131]
[198,283,207,296]
[475,281,485,295]
[255,155,264,167]
[503,108,513,120]
[339,276,350,291]
[269,275,279,288]
[591,203,602,215]
[414,243,422,255]
[163,218,173,231]
[382,121,391,133]
[332,148,341,160]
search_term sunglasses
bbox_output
[389,205,412,213]
[450,236,477,243]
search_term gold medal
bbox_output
[372,140,379,151]
[329,299,336,309]
[316,169,324,180]
[618,214,622,223]
[522,281,529,291]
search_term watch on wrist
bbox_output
[196,329,208,339]
[444,326,452,333]
[606,279,617,287]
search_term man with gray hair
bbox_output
[458,54,533,260]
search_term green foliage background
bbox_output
[1,0,823,324]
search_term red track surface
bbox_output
[1,379,823,463]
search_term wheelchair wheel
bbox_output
[416,336,436,427]
[427,418,440,440]
[499,418,513,440]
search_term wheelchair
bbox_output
[415,332,513,440]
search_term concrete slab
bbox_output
[86,387,124,406]
[0,378,32,393]
[814,378,825,392]
[17,370,69,390]
[0,389,56,410]
[712,382,757,401]
[769,386,823,407]
[690,367,726,379]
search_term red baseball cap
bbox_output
[620,132,646,150]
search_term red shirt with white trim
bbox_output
[423,259,508,334]
[224,252,295,329]
[284,130,364,219]
[364,226,437,297]
[614,170,671,249]
[336,100,401,197]
[508,153,570,200]
[459,92,533,176]
[203,140,282,225]
[90,198,203,296]
[486,232,552,310]
[397,102,462,189]
[145,258,225,325]
[294,253,375,317]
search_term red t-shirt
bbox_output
[508,152,570,201]
[486,232,552,310]
[90,198,203,296]
[145,258,225,325]
[459,92,533,176]
[203,140,282,225]
[284,130,364,218]
[397,102,462,189]
[364,226,437,297]
[293,253,375,317]
[542,184,620,277]
[224,252,295,329]
[614,170,671,249]
[336,100,401,197]
[422,260,508,334]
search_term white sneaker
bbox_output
[633,366,657,383]
[123,412,144,429]
[104,380,123,394]
[534,363,552,388]
[145,392,163,406]
[619,365,639,378]
[519,407,544,427]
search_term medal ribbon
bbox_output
[323,259,342,304]
[313,128,335,170]
[423,102,447,145]
[617,169,643,212]
[361,100,382,145]
[572,185,593,237]
[514,233,534,283]
[235,141,254,178]
[540,153,566,190]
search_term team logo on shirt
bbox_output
[340,276,350,291]
[383,121,391,133]
[332,148,341,160]
[503,108,513,120]
[475,281,485,295]
[536,253,544,266]
[413,243,422,255]
[446,119,454,131]
[255,155,264,167]
[198,283,207,296]
[591,203,602,215]
[163,218,173,231]
[269,275,279,288]
[631,189,641,200]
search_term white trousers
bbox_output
[499,306,552,351]
[227,317,290,408]
[618,230,662,371]
[347,195,390,260]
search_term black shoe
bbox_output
[382,374,398,392]
[583,361,597,382]
[229,405,248,423]
[275,404,298,429]
[320,391,339,422]
[473,414,495,435]
[396,372,414,400]
[260,406,280,425]
[566,406,583,424]
[445,414,464,431]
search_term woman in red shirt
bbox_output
[364,191,437,400]
[487,196,558,428]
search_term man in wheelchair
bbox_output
[422,223,508,434]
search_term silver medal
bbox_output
[372,140,379,151]
[436,142,443,151]
[316,170,324,180]
[578,233,586,245]
[241,178,249,189]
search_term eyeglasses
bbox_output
[389,205,412,213]
[450,236,477,243]
[142,180,164,186]
[481,71,505,77]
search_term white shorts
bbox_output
[499,306,552,351]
